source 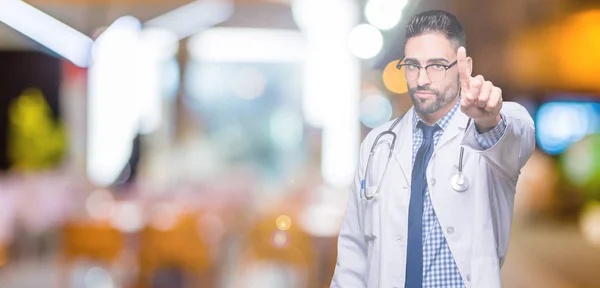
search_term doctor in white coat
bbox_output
[331,10,535,288]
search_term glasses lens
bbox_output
[401,65,447,82]
[426,66,446,82]
[404,65,419,81]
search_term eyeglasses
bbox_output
[396,59,457,82]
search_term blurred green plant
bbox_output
[7,88,67,171]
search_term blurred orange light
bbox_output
[276,215,292,231]
[382,59,408,94]
[0,246,6,267]
[507,9,600,91]
[555,10,600,90]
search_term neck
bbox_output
[416,96,459,126]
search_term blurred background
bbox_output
[0,0,599,287]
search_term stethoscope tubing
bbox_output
[362,115,472,200]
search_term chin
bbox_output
[416,102,440,114]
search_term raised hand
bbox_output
[457,46,502,130]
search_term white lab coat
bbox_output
[331,102,536,288]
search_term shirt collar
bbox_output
[412,97,461,132]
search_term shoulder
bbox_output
[500,101,534,126]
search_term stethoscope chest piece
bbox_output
[451,173,469,192]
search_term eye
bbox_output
[405,64,419,71]
[429,64,446,71]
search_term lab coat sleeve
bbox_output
[330,140,368,287]
[473,115,507,150]
[461,102,536,181]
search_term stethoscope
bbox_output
[361,115,473,200]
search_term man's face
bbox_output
[403,32,460,115]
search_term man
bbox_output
[331,10,535,288]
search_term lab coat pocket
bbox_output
[360,187,381,241]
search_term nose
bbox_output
[416,68,431,87]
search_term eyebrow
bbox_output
[403,57,450,65]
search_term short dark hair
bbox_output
[404,10,466,50]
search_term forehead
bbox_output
[404,32,455,62]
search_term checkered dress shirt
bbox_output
[411,99,507,287]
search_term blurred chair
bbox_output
[236,212,318,288]
[135,212,214,288]
[60,220,125,287]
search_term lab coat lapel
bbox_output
[437,108,469,151]
[390,107,468,186]
[392,108,414,186]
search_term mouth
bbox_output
[414,91,435,99]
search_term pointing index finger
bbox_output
[457,46,471,88]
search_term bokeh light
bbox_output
[563,137,596,186]
[291,0,355,31]
[364,0,407,30]
[270,230,290,249]
[85,189,116,220]
[348,24,383,59]
[561,134,600,200]
[110,202,144,233]
[150,202,180,231]
[270,108,303,150]
[276,215,292,231]
[359,94,393,128]
[382,59,408,94]
[231,67,267,99]
[536,101,600,155]
[84,266,114,288]
[556,10,600,90]
[580,201,600,248]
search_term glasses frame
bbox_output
[396,58,458,82]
